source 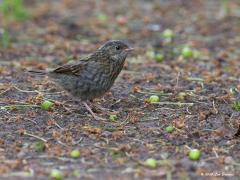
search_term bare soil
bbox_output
[0,0,239,179]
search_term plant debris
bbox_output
[0,0,239,179]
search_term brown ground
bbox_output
[0,0,240,179]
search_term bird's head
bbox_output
[98,40,133,63]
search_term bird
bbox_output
[28,40,134,120]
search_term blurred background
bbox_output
[0,0,239,64]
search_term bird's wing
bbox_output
[53,57,91,76]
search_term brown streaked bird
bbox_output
[29,40,134,120]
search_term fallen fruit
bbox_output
[50,169,63,180]
[177,92,187,101]
[189,149,201,161]
[162,29,174,39]
[41,100,54,110]
[70,149,81,158]
[182,47,193,58]
[165,125,175,133]
[149,95,160,103]
[155,53,164,62]
[144,158,158,168]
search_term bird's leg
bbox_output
[82,101,106,120]
[92,103,117,114]
[89,99,117,114]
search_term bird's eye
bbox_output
[115,46,120,50]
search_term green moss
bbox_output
[0,0,30,22]
[232,101,240,111]
[0,29,10,48]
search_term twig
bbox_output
[13,86,65,95]
[212,100,218,114]
[192,100,209,105]
[0,104,40,110]
[0,87,12,96]
[152,102,194,106]
[138,91,173,96]
[186,106,192,114]
[122,70,142,74]
[187,77,204,82]
[13,86,39,93]
[54,121,63,129]
[185,145,192,150]
[24,132,47,142]
[56,140,68,147]
[72,137,83,145]
[2,169,34,177]
[174,71,181,89]
[212,147,219,158]
[25,118,38,125]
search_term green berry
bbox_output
[146,50,155,59]
[177,92,187,101]
[189,149,201,161]
[50,169,63,180]
[149,95,160,103]
[70,149,81,158]
[182,47,193,58]
[97,13,108,22]
[144,158,158,168]
[109,114,117,121]
[165,125,175,133]
[41,100,54,110]
[162,29,174,39]
[155,53,164,62]
[72,170,81,177]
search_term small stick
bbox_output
[187,77,204,82]
[138,91,173,96]
[0,104,40,110]
[185,145,192,150]
[54,121,63,129]
[13,86,39,93]
[0,87,12,96]
[212,100,218,114]
[212,148,219,158]
[174,71,181,89]
[72,137,83,145]
[24,132,47,142]
[56,140,68,147]
[13,86,65,95]
[186,106,192,114]
[152,102,194,106]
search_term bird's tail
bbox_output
[27,70,48,76]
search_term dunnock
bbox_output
[29,40,133,120]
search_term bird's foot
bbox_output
[92,104,117,114]
[83,101,107,120]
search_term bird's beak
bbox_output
[125,47,134,52]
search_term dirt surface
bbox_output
[0,0,240,179]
